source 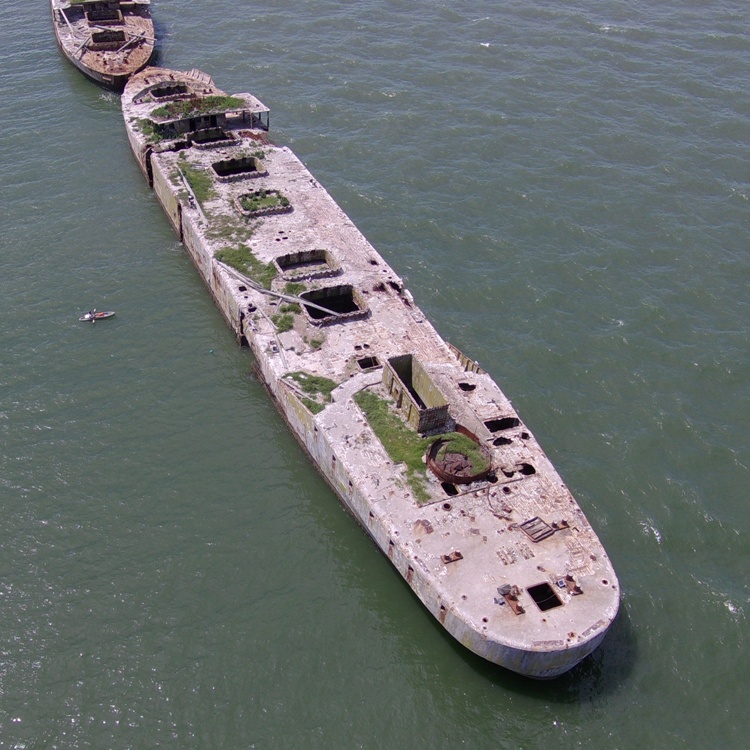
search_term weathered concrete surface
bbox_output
[123,67,620,678]
[51,0,154,90]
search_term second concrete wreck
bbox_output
[50,0,155,90]
[122,66,620,678]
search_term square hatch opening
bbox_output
[188,128,235,147]
[527,582,563,612]
[89,30,126,49]
[212,156,266,180]
[86,9,122,24]
[484,417,520,432]
[300,285,367,324]
[151,84,189,100]
[357,356,380,370]
[276,249,339,280]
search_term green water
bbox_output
[1,1,748,747]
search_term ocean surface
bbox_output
[1,1,748,747]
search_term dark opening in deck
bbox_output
[484,417,520,432]
[151,84,189,100]
[301,285,364,322]
[275,249,338,279]
[212,156,263,178]
[527,582,563,612]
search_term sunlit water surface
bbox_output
[1,2,748,747]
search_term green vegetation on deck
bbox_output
[239,190,290,213]
[179,162,215,204]
[353,390,489,503]
[434,433,490,474]
[136,118,164,144]
[284,282,306,296]
[214,244,276,288]
[354,390,433,502]
[286,372,338,414]
[271,312,294,333]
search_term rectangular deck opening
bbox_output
[188,128,234,147]
[152,84,189,100]
[276,249,338,280]
[357,356,380,370]
[484,417,520,432]
[300,285,365,322]
[90,30,126,49]
[212,156,263,178]
[527,582,563,612]
[86,9,122,24]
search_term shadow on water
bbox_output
[150,19,169,68]
[301,459,637,702]
[448,603,638,703]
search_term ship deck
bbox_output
[122,67,620,676]
[51,0,154,84]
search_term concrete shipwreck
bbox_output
[122,66,620,678]
[51,0,154,90]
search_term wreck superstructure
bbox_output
[122,67,620,678]
[50,0,154,90]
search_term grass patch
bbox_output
[354,390,433,502]
[288,372,338,399]
[433,434,490,474]
[137,118,163,143]
[284,281,306,296]
[206,216,254,243]
[152,95,245,120]
[239,189,290,213]
[272,313,294,332]
[215,244,276,288]
[353,391,488,503]
[302,398,325,414]
[236,149,267,162]
[280,303,301,314]
[309,337,324,350]
[286,372,338,413]
[179,163,215,204]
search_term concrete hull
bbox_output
[54,34,130,90]
[122,67,620,678]
[51,0,154,91]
